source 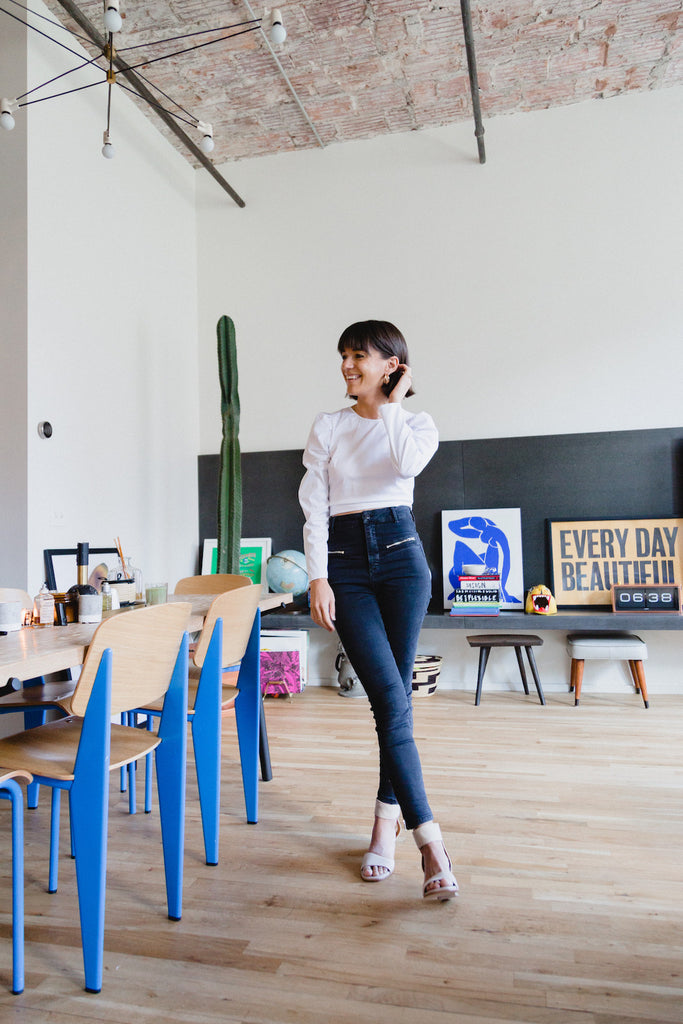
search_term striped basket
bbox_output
[412,655,442,697]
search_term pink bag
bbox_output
[260,650,303,698]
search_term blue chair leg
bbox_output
[191,620,223,865]
[48,788,62,893]
[144,717,154,814]
[128,761,136,815]
[120,714,128,794]
[259,709,272,782]
[0,778,25,994]
[26,777,40,810]
[132,715,160,816]
[234,609,261,825]
[23,678,48,810]
[155,634,188,921]
[69,648,112,994]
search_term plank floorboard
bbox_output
[1,688,681,1023]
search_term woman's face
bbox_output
[340,345,398,400]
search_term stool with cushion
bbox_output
[466,634,546,706]
[566,632,649,707]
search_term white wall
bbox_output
[0,14,28,589]
[196,86,683,455]
[305,622,683,697]
[196,87,683,695]
[16,6,201,594]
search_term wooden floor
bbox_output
[1,687,682,1023]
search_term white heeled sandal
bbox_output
[360,799,403,882]
[413,821,459,901]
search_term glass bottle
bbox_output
[76,541,90,587]
[109,558,129,583]
[34,582,55,627]
[128,557,144,602]
[101,580,112,613]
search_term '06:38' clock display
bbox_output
[612,584,681,613]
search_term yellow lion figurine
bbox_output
[525,584,557,615]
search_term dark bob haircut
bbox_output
[337,320,415,398]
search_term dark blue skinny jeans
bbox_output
[327,506,433,830]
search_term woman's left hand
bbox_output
[388,364,412,403]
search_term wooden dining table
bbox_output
[0,590,293,684]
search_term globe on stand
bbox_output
[266,550,309,609]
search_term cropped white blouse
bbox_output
[298,403,439,581]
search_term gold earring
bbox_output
[383,373,390,385]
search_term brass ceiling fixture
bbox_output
[1,1,489,204]
[1,0,289,205]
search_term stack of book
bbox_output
[449,574,501,616]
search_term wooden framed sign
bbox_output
[612,583,682,614]
[548,517,683,609]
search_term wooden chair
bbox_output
[177,572,271,787]
[0,588,55,809]
[0,602,191,993]
[174,573,251,595]
[0,768,32,994]
[0,587,32,613]
[120,575,252,811]
[136,583,262,863]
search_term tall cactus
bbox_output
[216,315,242,574]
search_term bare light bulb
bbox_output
[104,2,122,33]
[270,9,286,45]
[1,99,16,130]
[102,130,115,158]
[197,122,214,154]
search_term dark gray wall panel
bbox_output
[199,426,683,610]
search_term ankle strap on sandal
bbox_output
[412,820,442,849]
[375,799,402,820]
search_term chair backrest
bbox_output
[193,584,261,670]
[70,603,191,717]
[0,588,33,609]
[175,574,251,595]
[0,768,32,787]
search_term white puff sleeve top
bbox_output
[298,403,439,581]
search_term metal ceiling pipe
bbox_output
[241,0,324,149]
[53,0,246,206]
[460,0,486,164]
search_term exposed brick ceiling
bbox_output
[34,1,683,167]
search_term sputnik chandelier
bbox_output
[1,0,287,159]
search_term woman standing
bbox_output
[299,320,458,900]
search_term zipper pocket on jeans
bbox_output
[386,536,416,549]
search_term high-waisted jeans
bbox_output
[327,506,433,830]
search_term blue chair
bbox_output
[0,768,32,994]
[0,602,191,993]
[0,587,76,809]
[173,573,273,783]
[136,583,262,864]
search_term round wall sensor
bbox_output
[38,421,53,439]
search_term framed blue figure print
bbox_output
[441,508,524,610]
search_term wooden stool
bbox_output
[466,634,546,706]
[566,632,649,707]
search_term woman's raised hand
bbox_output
[309,577,336,631]
[388,363,413,403]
